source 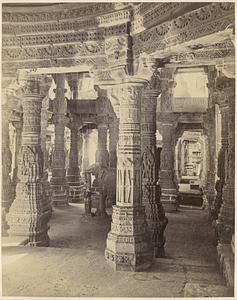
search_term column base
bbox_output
[6,210,50,247]
[2,209,9,237]
[105,206,153,271]
[217,243,234,288]
[51,181,69,206]
[161,188,178,211]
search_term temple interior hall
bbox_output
[1,2,235,298]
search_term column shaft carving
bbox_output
[109,117,119,168]
[141,89,168,257]
[12,121,23,200]
[159,68,178,209]
[96,123,109,168]
[2,102,13,235]
[67,120,80,183]
[50,74,69,206]
[82,129,90,181]
[216,79,235,244]
[7,73,52,246]
[105,79,153,271]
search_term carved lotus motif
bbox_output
[174,16,191,29]
[155,23,171,36]
[219,3,234,11]
[195,5,215,21]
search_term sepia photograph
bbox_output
[1,1,235,298]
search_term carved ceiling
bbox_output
[2,2,235,79]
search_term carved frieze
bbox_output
[3,42,105,61]
[2,3,114,23]
[133,3,234,55]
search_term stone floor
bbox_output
[2,204,233,297]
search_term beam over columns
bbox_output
[50,74,69,206]
[7,72,52,246]
[105,78,153,271]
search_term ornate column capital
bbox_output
[18,71,52,99]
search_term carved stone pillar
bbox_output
[12,121,23,200]
[41,96,52,171]
[7,73,52,246]
[216,78,235,244]
[96,123,109,168]
[82,128,90,180]
[141,88,168,257]
[2,101,13,235]
[205,67,218,212]
[67,118,80,184]
[109,117,119,168]
[105,79,153,271]
[159,68,178,210]
[50,74,69,206]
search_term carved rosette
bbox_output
[50,74,69,206]
[141,88,168,257]
[105,79,153,271]
[7,73,52,246]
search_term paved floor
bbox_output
[2,204,232,297]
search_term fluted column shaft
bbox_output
[7,73,52,246]
[141,89,168,257]
[105,79,153,271]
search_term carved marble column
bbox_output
[67,117,80,184]
[7,73,52,246]
[12,121,23,200]
[216,78,235,244]
[50,74,69,206]
[66,116,82,203]
[141,88,168,257]
[205,67,218,212]
[96,123,109,168]
[82,128,90,180]
[105,79,153,271]
[41,95,52,171]
[2,100,13,235]
[159,68,178,210]
[109,117,119,168]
